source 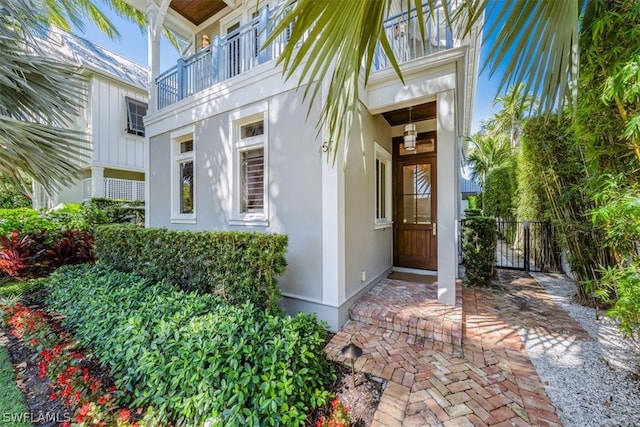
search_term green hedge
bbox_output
[46,265,333,426]
[94,225,288,311]
[86,198,144,224]
[462,216,497,287]
[0,208,57,235]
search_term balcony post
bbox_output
[258,6,271,65]
[211,36,220,84]
[176,57,186,101]
[146,2,161,112]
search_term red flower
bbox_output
[57,373,67,387]
[75,414,85,424]
[38,361,47,378]
[41,349,53,362]
[79,402,91,416]
[89,379,101,391]
[61,422,71,427]
[29,338,38,346]
[73,391,81,402]
[52,345,62,355]
[48,392,58,400]
[109,385,117,392]
[98,396,107,405]
[71,351,84,359]
[119,409,131,422]
[62,384,72,397]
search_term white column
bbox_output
[146,2,161,113]
[321,142,346,308]
[321,79,346,308]
[92,166,105,198]
[437,89,458,306]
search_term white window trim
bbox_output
[374,142,392,230]
[123,95,147,138]
[170,125,196,223]
[229,103,269,227]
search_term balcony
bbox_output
[155,4,454,111]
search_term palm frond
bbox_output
[0,0,90,191]
[265,0,455,165]
[482,0,584,115]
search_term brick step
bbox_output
[348,278,463,346]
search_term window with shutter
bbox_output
[241,148,264,213]
[230,107,268,226]
[125,97,148,137]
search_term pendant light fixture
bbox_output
[404,106,417,151]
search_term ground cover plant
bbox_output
[0,340,31,427]
[1,302,139,426]
[45,265,334,426]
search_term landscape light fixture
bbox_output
[404,106,417,151]
[341,343,363,387]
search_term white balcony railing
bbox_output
[156,4,453,110]
[83,178,145,202]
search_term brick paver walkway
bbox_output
[326,270,589,426]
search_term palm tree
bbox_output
[0,0,149,193]
[466,134,511,210]
[265,0,582,161]
[486,83,538,149]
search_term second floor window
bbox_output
[125,97,148,137]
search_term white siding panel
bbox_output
[91,76,147,169]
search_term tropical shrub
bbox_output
[0,182,31,209]
[591,177,640,340]
[86,198,144,224]
[483,162,516,219]
[46,265,334,426]
[45,230,95,267]
[0,208,56,235]
[462,216,497,287]
[0,231,47,276]
[94,226,288,311]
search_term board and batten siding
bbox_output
[90,75,146,170]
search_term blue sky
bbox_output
[76,6,502,134]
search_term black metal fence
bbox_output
[494,220,561,272]
[460,219,562,273]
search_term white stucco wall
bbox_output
[343,107,393,302]
[147,87,325,304]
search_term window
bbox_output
[125,97,147,137]
[171,127,196,222]
[230,105,268,226]
[241,147,264,213]
[374,142,392,229]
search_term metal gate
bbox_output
[494,220,560,272]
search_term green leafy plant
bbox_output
[0,208,56,236]
[93,226,288,311]
[462,216,497,287]
[46,265,334,426]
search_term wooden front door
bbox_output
[393,133,437,270]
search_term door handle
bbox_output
[433,222,437,236]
